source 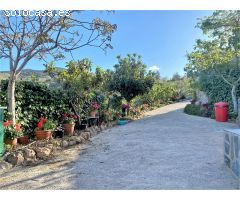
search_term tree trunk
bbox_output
[7,73,17,124]
[70,101,81,126]
[231,85,238,114]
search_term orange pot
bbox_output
[35,130,52,140]
[63,123,75,136]
[4,138,18,146]
[90,111,97,117]
[18,136,29,145]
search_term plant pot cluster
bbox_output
[3,120,24,147]
[0,120,118,173]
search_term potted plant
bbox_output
[53,126,65,138]
[121,103,130,117]
[4,120,23,146]
[35,117,56,140]
[62,113,77,136]
[18,135,29,145]
[89,101,100,117]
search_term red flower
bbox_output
[38,121,43,129]
[63,113,68,118]
[3,121,10,127]
[73,115,78,119]
[40,117,47,123]
[15,123,21,132]
[3,120,12,127]
[122,104,130,109]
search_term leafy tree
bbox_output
[185,11,240,114]
[108,54,154,102]
[45,59,94,125]
[196,68,240,117]
[0,10,117,123]
[171,72,182,81]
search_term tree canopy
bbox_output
[108,54,154,102]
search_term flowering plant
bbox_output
[62,113,78,124]
[4,120,23,140]
[35,117,56,131]
[89,101,100,112]
[121,103,130,109]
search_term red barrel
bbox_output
[214,102,228,122]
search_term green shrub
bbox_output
[0,80,70,137]
[184,104,201,116]
[196,69,240,119]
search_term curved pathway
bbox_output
[0,102,238,189]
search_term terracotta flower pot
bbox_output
[35,130,52,140]
[18,136,29,145]
[4,138,18,146]
[90,111,97,117]
[63,123,75,136]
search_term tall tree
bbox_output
[171,72,181,81]
[108,54,154,102]
[0,10,117,123]
[185,11,240,114]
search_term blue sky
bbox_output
[0,10,212,78]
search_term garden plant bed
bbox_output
[0,121,117,172]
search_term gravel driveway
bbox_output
[0,101,239,189]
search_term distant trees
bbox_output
[171,73,181,81]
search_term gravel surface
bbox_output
[0,101,239,189]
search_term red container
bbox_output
[214,102,228,122]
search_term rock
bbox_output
[61,140,69,148]
[75,136,83,144]
[0,160,13,171]
[23,148,36,159]
[35,140,47,147]
[68,140,77,146]
[84,131,92,137]
[82,132,90,140]
[23,158,37,166]
[69,136,82,144]
[84,128,90,132]
[5,152,24,166]
[35,147,51,159]
[79,136,86,143]
[45,144,54,150]
[100,125,105,131]
[50,140,61,146]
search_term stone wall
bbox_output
[224,129,240,188]
[0,121,118,172]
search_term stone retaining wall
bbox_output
[0,121,117,172]
[224,129,240,188]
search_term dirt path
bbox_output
[0,102,238,189]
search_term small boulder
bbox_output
[35,147,51,159]
[6,152,24,166]
[75,136,83,144]
[96,127,101,133]
[23,148,36,159]
[35,140,47,147]
[61,140,69,148]
[100,125,105,131]
[81,132,90,140]
[50,140,61,147]
[0,160,13,171]
[79,136,85,143]
[45,144,54,150]
[68,140,77,146]
[23,158,37,166]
